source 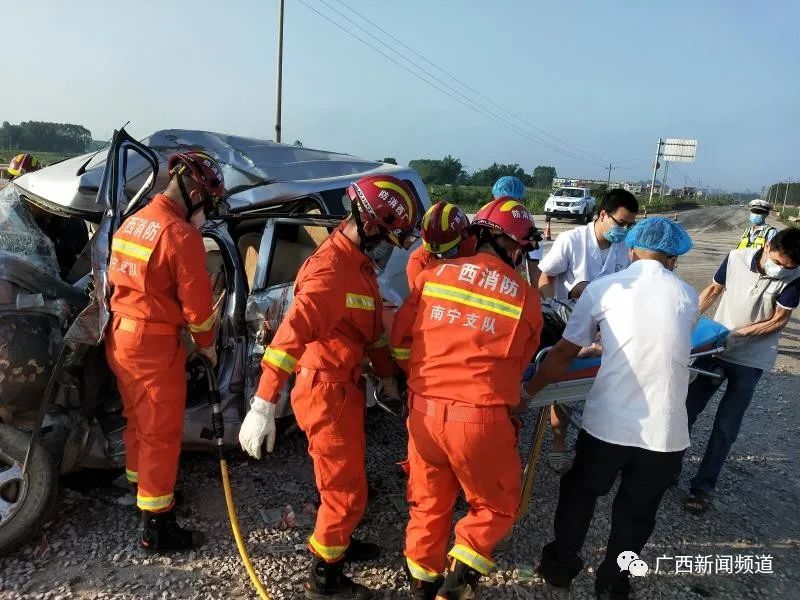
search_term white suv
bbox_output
[544,187,596,223]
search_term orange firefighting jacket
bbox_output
[392,252,542,408]
[108,194,216,347]
[406,236,477,293]
[255,230,396,402]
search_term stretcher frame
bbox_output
[515,341,728,524]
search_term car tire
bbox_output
[0,423,58,556]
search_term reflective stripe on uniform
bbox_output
[345,293,376,311]
[422,282,522,320]
[111,238,154,262]
[137,493,174,511]
[406,557,441,582]
[261,347,298,374]
[126,469,138,483]
[188,311,216,333]
[391,347,411,360]
[738,227,772,250]
[370,332,388,348]
[448,544,495,575]
[308,534,348,562]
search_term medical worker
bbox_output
[392,198,542,599]
[523,217,697,600]
[239,174,419,599]
[537,188,639,471]
[106,151,224,552]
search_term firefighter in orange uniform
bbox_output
[406,201,475,292]
[239,174,420,599]
[105,151,225,552]
[392,199,543,599]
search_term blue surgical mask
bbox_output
[603,224,628,244]
[750,214,766,226]
[764,258,799,281]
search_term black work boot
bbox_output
[595,573,631,600]
[305,556,373,599]
[343,537,381,562]
[435,559,481,600]
[410,575,445,600]
[140,508,205,553]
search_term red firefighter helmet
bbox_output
[471,198,538,247]
[421,201,469,255]
[7,153,41,178]
[168,151,226,201]
[347,174,420,249]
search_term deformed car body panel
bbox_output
[12,129,428,222]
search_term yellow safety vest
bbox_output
[737,226,775,250]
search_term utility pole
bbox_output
[274,0,285,143]
[648,138,662,205]
[606,162,614,187]
[782,180,791,213]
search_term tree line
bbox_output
[0,121,93,154]
[404,155,556,189]
[766,182,800,211]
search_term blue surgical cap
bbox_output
[492,176,525,200]
[625,216,693,256]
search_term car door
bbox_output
[64,128,159,346]
[242,216,340,417]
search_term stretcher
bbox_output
[516,317,730,523]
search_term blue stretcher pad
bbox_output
[522,317,729,383]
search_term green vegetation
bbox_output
[428,184,549,213]
[1,121,92,154]
[0,149,78,166]
[409,155,556,189]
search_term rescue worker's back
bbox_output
[393,253,542,407]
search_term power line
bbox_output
[612,154,652,166]
[297,0,606,167]
[329,0,608,165]
[310,0,605,166]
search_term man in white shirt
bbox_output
[522,217,698,600]
[537,189,639,470]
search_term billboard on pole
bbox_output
[662,138,697,162]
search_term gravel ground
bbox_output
[1,207,797,599]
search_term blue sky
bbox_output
[3,1,798,191]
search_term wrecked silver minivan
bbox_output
[0,129,428,554]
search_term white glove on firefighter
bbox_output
[239,396,276,459]
[379,377,402,403]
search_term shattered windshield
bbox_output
[0,184,61,279]
[554,188,585,198]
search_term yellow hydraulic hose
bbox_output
[219,457,271,600]
[196,355,271,600]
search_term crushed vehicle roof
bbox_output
[12,129,424,219]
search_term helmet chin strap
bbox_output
[476,229,517,268]
[177,175,204,222]
[351,203,383,252]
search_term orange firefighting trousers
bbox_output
[292,367,368,562]
[404,394,521,580]
[105,316,186,513]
